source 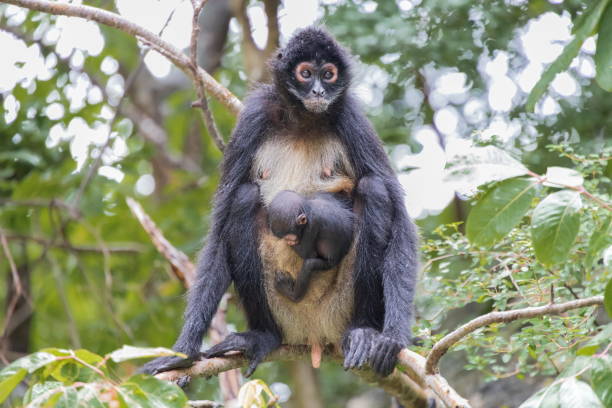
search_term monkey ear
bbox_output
[277,52,283,59]
[297,214,307,225]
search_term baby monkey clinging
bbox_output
[268,190,355,302]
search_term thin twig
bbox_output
[425,296,604,375]
[4,233,143,254]
[189,0,225,152]
[527,170,611,211]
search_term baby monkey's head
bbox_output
[268,190,309,246]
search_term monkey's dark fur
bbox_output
[268,190,355,302]
[142,26,418,380]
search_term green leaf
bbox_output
[585,216,612,269]
[23,381,63,406]
[519,382,561,408]
[0,368,27,404]
[595,3,612,91]
[591,357,612,407]
[605,278,612,319]
[531,190,582,266]
[526,0,611,111]
[543,167,584,188]
[466,177,537,246]
[75,384,107,408]
[559,378,603,408]
[117,375,187,408]
[444,145,529,196]
[0,352,57,403]
[108,345,186,363]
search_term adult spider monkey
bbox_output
[142,26,418,380]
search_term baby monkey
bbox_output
[268,190,355,302]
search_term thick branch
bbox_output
[157,346,435,408]
[425,296,604,375]
[0,0,242,115]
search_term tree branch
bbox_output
[425,296,604,375]
[156,346,436,408]
[125,197,196,286]
[0,0,243,115]
[3,233,143,254]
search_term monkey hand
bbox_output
[203,331,281,378]
[368,333,405,377]
[342,327,377,371]
[274,271,298,301]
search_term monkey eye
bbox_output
[323,70,333,80]
[300,70,312,79]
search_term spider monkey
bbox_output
[142,26,418,380]
[268,190,355,303]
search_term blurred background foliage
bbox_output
[0,0,610,407]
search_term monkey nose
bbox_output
[311,88,325,97]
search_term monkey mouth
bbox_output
[302,97,330,113]
[283,234,299,246]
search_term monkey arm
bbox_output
[335,94,418,376]
[142,87,280,377]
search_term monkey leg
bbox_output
[202,330,281,377]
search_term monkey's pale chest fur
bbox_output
[253,133,356,346]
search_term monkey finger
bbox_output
[244,354,264,378]
[203,335,248,358]
[176,375,192,389]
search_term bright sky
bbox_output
[0,1,597,218]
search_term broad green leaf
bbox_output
[531,191,582,266]
[526,0,611,111]
[519,382,561,408]
[466,177,537,246]
[595,3,612,91]
[444,145,529,196]
[0,368,27,404]
[76,385,107,408]
[108,345,186,363]
[585,216,612,269]
[117,375,187,408]
[591,357,612,407]
[0,351,58,402]
[559,356,593,378]
[543,167,584,188]
[605,278,612,319]
[74,349,105,365]
[23,381,63,407]
[559,378,603,408]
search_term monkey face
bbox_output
[271,27,351,113]
[287,61,341,113]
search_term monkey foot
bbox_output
[203,331,281,377]
[369,333,404,377]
